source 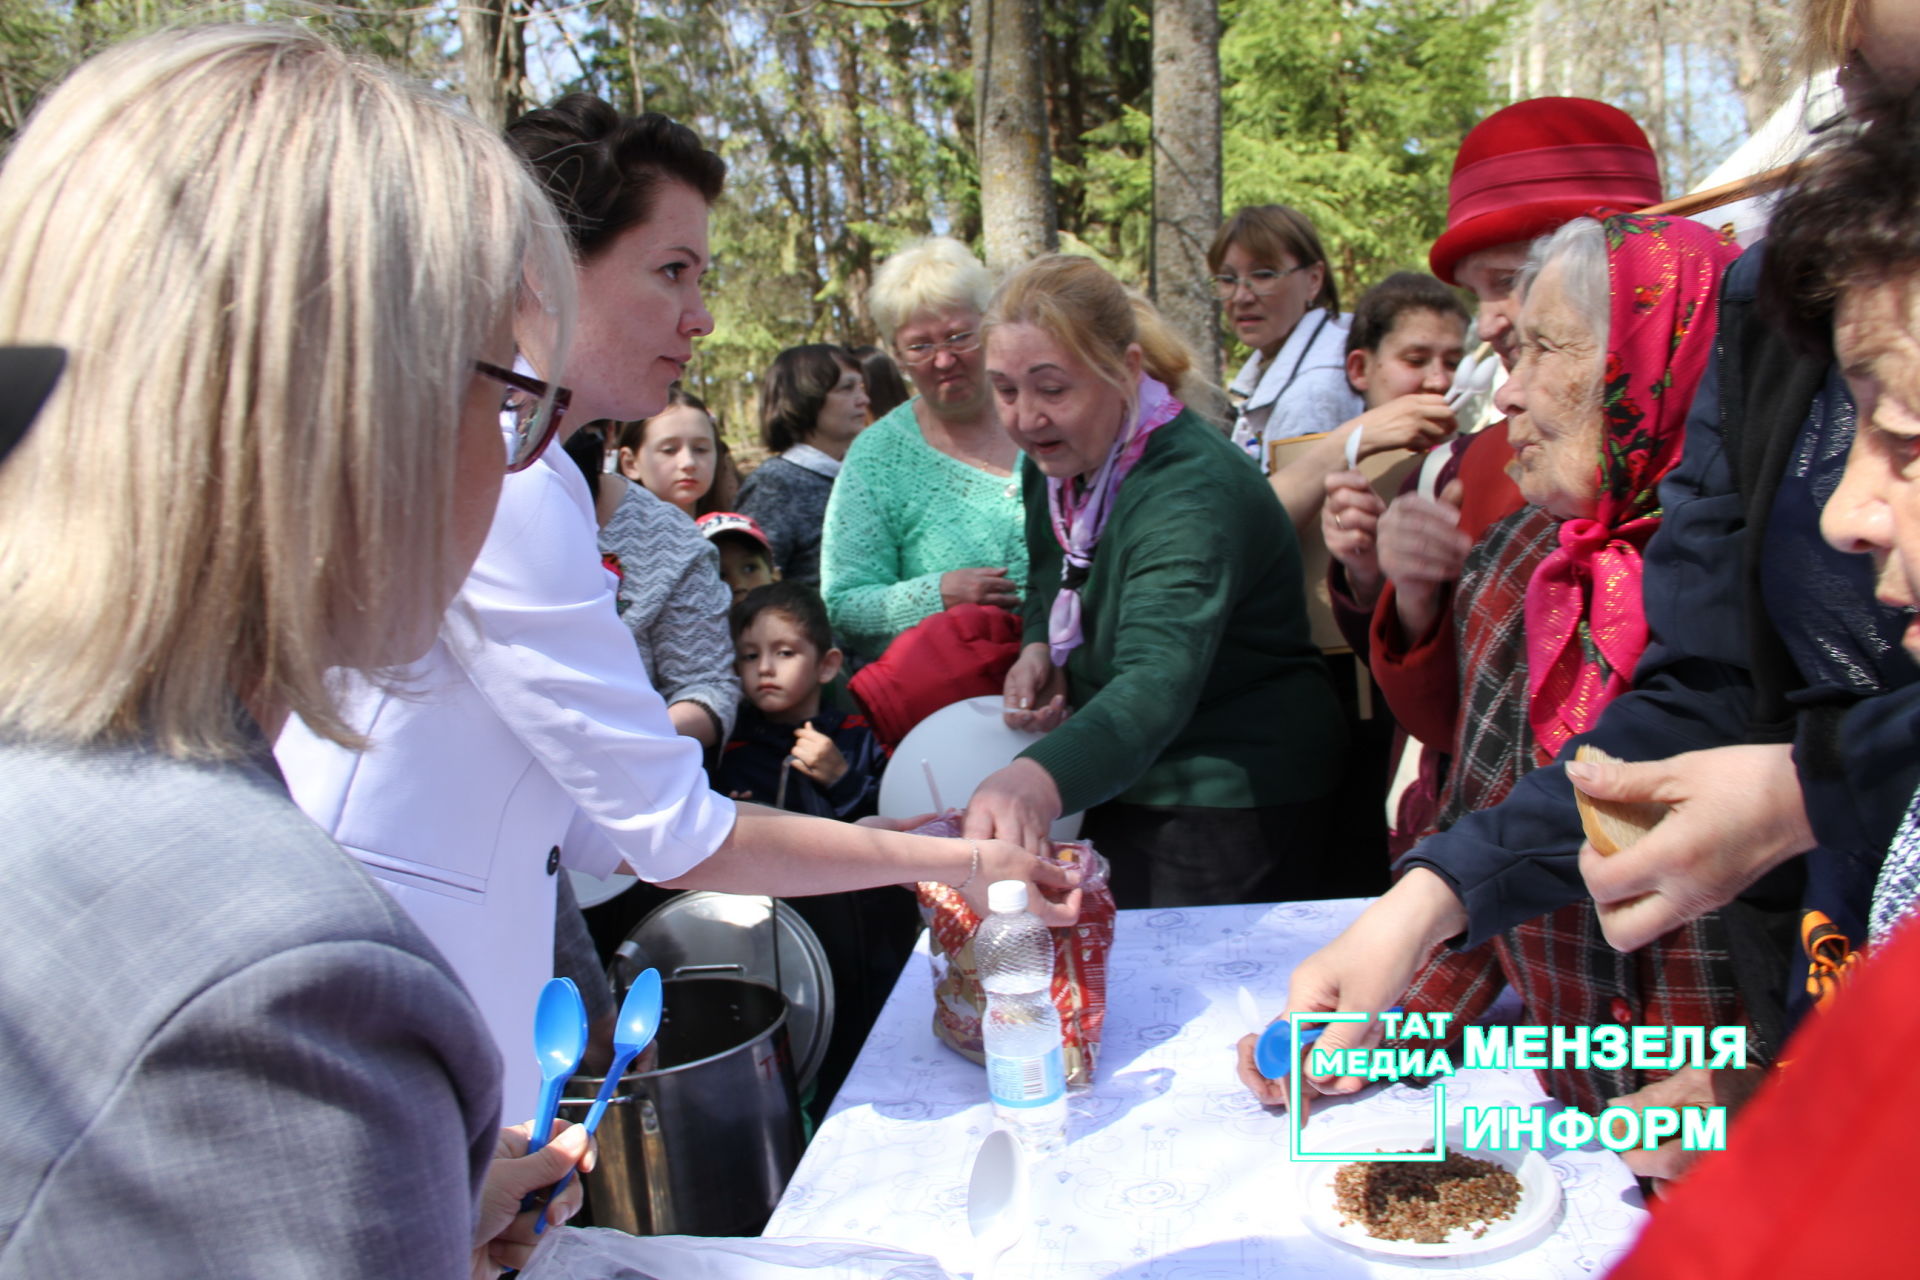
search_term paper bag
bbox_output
[1267,431,1426,653]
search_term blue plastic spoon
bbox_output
[1254,1006,1405,1081]
[525,978,588,1156]
[532,968,664,1233]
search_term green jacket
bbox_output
[1018,408,1345,813]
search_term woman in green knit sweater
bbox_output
[962,254,1347,909]
[820,237,1027,663]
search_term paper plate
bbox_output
[878,696,1083,839]
[1296,1118,1562,1258]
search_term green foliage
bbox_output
[1221,0,1516,300]
[1043,0,1151,259]
[0,0,1513,447]
[544,0,980,445]
[1,0,446,145]
[1077,104,1154,278]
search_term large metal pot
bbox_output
[615,891,836,1095]
[560,976,803,1237]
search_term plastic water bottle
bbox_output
[976,879,1067,1155]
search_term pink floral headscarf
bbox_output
[1524,214,1741,758]
[1046,374,1183,665]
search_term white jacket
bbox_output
[276,436,735,1118]
[1227,310,1363,471]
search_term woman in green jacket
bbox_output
[962,254,1347,909]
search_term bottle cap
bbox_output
[987,880,1028,914]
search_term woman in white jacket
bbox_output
[275,95,1075,1119]
[1212,205,1363,466]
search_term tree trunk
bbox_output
[1641,2,1668,193]
[1524,4,1546,98]
[974,0,1056,272]
[1732,0,1790,133]
[1151,0,1221,377]
[614,0,646,114]
[459,0,523,130]
[785,25,830,328]
[837,33,874,335]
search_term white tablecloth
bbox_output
[765,900,1650,1277]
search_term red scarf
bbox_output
[1524,214,1740,756]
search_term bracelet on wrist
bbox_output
[952,839,981,894]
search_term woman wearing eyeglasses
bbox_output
[818,237,1028,671]
[1212,209,1462,536]
[0,26,597,1273]
[1212,206,1363,463]
[275,98,1079,1119]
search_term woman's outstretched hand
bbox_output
[1351,393,1458,458]
[963,757,1064,863]
[1572,743,1815,952]
[971,831,1082,925]
[473,1120,591,1278]
[1237,870,1465,1122]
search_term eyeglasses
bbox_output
[474,360,572,472]
[897,330,980,365]
[1211,263,1313,299]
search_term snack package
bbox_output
[912,817,1116,1086]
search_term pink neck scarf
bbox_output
[1047,374,1184,665]
[1524,214,1740,757]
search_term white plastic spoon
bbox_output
[967,1129,1029,1280]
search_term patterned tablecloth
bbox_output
[764,900,1650,1277]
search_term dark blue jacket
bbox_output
[1401,244,1920,1049]
[712,701,885,821]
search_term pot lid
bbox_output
[615,892,834,1092]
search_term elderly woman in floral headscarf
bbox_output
[1242,213,1746,1116]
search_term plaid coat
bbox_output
[1391,506,1745,1115]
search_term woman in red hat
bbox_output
[1243,211,1744,1118]
[1321,96,1666,851]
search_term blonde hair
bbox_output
[1798,0,1858,75]
[0,25,575,759]
[868,236,995,343]
[985,254,1204,419]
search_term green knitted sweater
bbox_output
[1017,408,1345,813]
[819,400,1029,661]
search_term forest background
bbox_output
[1,0,1807,447]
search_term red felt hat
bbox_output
[1429,97,1662,285]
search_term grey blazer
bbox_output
[0,737,502,1278]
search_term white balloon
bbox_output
[877,696,1083,839]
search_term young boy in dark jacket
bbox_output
[714,581,910,1117]
[715,581,883,819]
